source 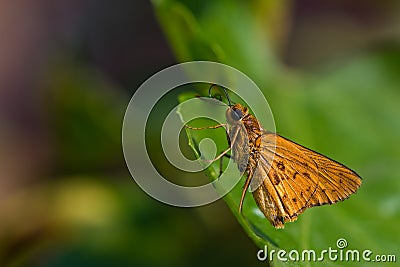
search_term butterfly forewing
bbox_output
[251,132,362,228]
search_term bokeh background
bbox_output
[1,0,399,266]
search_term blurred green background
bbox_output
[1,0,399,266]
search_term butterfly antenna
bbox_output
[208,84,233,106]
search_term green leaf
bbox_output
[152,0,290,85]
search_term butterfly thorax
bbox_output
[226,104,263,175]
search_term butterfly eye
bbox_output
[231,108,243,121]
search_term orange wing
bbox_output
[251,132,362,228]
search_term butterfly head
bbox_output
[207,84,249,124]
[226,104,249,124]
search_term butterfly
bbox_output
[186,85,362,228]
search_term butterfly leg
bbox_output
[239,170,253,214]
[185,124,226,130]
[203,146,231,163]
